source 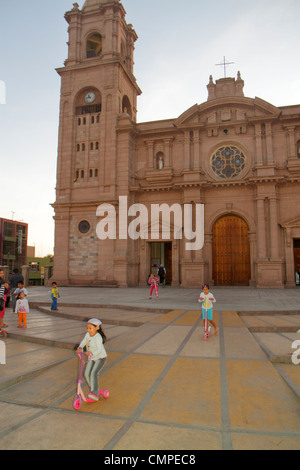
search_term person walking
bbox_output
[148,273,159,300]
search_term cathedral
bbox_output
[52,0,300,288]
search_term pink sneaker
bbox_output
[87,393,99,402]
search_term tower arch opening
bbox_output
[86,32,102,58]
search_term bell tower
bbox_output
[52,0,141,286]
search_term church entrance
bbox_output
[294,239,300,285]
[212,215,251,286]
[150,242,172,284]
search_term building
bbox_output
[52,0,300,288]
[0,218,28,272]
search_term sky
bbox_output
[0,0,300,257]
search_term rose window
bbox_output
[211,146,246,179]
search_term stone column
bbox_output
[255,123,263,166]
[284,228,296,287]
[44,266,53,287]
[184,131,191,171]
[163,138,173,168]
[269,196,280,259]
[193,130,200,170]
[146,140,154,168]
[172,240,180,286]
[249,233,256,286]
[256,197,267,259]
[287,126,296,158]
[265,122,274,165]
[21,266,29,288]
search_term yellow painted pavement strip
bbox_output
[59,354,170,418]
[150,309,186,324]
[140,357,221,429]
[222,311,245,327]
[114,422,222,451]
[227,360,300,433]
[0,409,125,450]
[279,364,300,389]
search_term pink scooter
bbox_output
[73,351,109,410]
[0,328,7,339]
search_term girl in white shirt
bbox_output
[77,318,107,401]
[198,284,218,335]
[15,291,30,329]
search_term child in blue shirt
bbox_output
[51,282,60,310]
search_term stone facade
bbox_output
[52,0,300,288]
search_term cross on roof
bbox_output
[215,56,235,78]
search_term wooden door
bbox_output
[213,215,251,286]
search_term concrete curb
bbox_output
[29,301,171,315]
[36,307,144,328]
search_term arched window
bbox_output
[122,95,132,118]
[297,141,300,159]
[86,33,102,58]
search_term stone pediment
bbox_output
[174,96,281,128]
[280,216,300,228]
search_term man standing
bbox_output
[9,268,24,313]
[158,264,166,287]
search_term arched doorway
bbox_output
[212,215,251,286]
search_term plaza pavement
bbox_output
[0,285,299,451]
